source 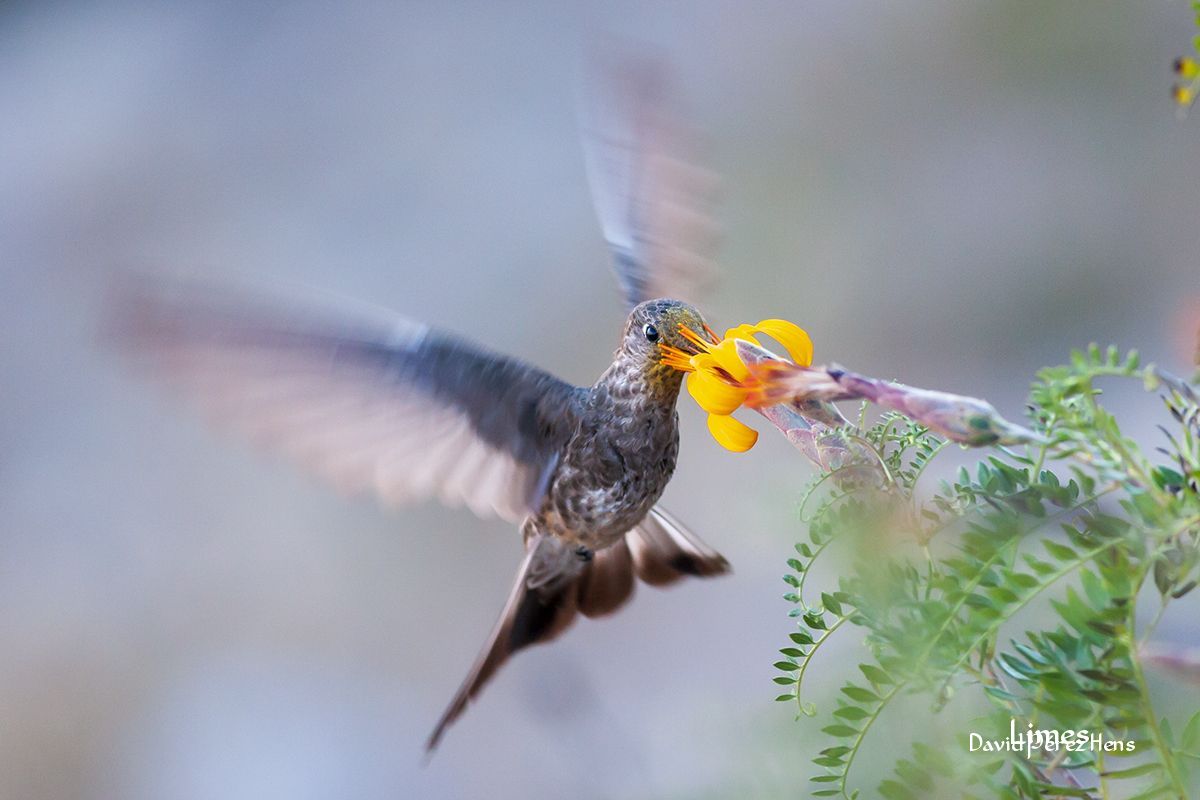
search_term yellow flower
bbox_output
[1175,56,1200,79]
[661,318,813,452]
[1174,84,1195,107]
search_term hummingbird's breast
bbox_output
[537,358,683,550]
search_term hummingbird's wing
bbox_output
[426,506,729,751]
[581,56,719,310]
[112,279,583,523]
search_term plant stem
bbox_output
[1030,414,1055,478]
[908,437,950,494]
[794,615,849,716]
[1126,567,1188,799]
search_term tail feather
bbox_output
[424,506,729,753]
[627,506,730,585]
[575,538,636,617]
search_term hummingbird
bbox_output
[112,59,729,752]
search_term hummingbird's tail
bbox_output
[424,506,729,753]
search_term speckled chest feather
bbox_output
[535,354,684,550]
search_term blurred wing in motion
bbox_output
[111,279,584,523]
[426,506,730,751]
[580,54,720,309]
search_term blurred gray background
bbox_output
[2,2,1199,799]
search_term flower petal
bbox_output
[723,323,760,343]
[707,339,751,382]
[706,413,758,452]
[723,321,813,367]
[751,319,813,366]
[687,369,747,415]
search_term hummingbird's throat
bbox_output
[645,361,688,398]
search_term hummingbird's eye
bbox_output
[642,323,659,342]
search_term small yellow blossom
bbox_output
[1175,56,1200,79]
[1174,84,1195,107]
[661,318,813,452]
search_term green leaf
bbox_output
[1079,568,1109,608]
[1182,710,1200,753]
[1022,557,1056,578]
[1100,762,1162,780]
[833,705,871,721]
[822,592,843,616]
[995,653,1031,681]
[987,585,1020,604]
[878,779,917,800]
[841,685,879,703]
[1043,539,1078,561]
[1010,572,1040,589]
[860,664,893,687]
[983,685,1019,703]
[822,724,860,737]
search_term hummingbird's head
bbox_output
[621,298,713,389]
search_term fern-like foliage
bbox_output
[775,346,1200,799]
